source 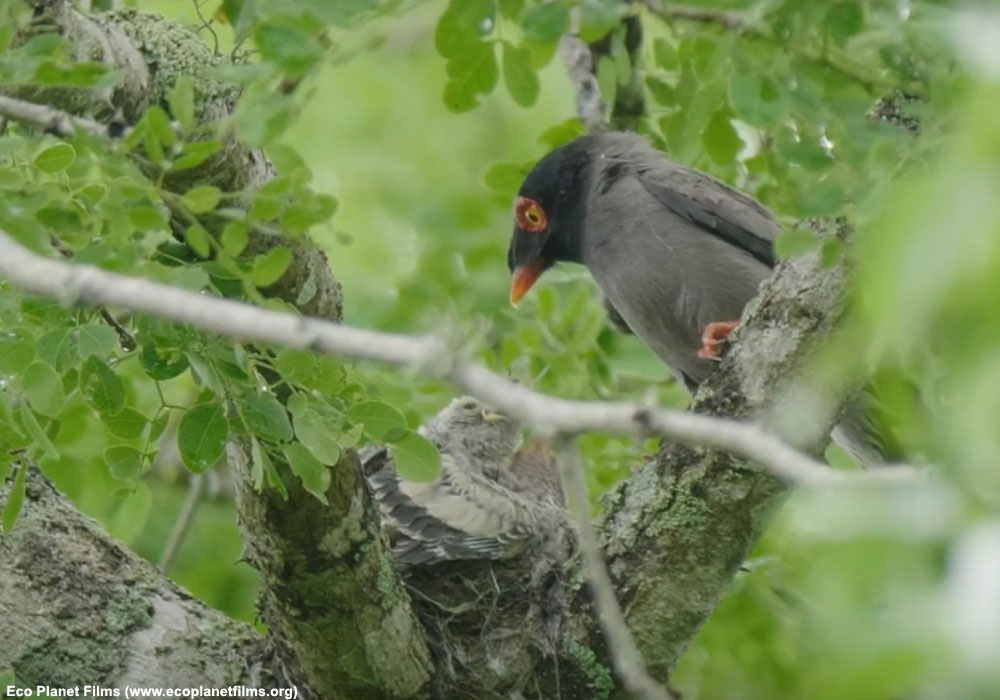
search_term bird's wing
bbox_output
[367,452,540,565]
[637,165,778,269]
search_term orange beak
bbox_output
[510,261,547,305]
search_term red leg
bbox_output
[698,320,740,359]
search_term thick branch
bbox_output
[0,465,269,688]
[226,445,433,699]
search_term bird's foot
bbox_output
[697,320,740,359]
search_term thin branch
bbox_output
[0,94,111,138]
[158,472,204,574]
[555,437,676,700]
[644,1,744,29]
[0,229,919,487]
[559,34,608,132]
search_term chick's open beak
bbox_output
[480,409,506,424]
[510,261,547,305]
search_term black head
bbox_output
[507,135,598,304]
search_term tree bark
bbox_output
[0,464,269,688]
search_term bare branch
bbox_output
[0,229,919,487]
[158,473,204,574]
[555,437,676,700]
[559,34,608,132]
[0,94,112,138]
[642,1,745,29]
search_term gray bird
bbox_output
[507,131,885,462]
[364,397,567,565]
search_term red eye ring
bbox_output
[514,196,548,233]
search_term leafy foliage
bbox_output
[0,0,998,696]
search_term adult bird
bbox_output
[507,131,776,391]
[506,131,883,462]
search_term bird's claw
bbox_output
[697,320,740,360]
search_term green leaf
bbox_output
[443,42,499,113]
[774,227,820,258]
[283,443,330,503]
[702,110,743,164]
[139,343,189,380]
[521,2,570,43]
[128,206,169,231]
[170,139,223,172]
[347,399,407,441]
[150,412,169,442]
[2,460,26,533]
[178,403,228,473]
[19,404,58,458]
[502,42,539,107]
[0,331,35,374]
[273,350,318,384]
[22,361,64,417]
[34,143,76,173]
[145,105,176,147]
[250,192,282,221]
[799,181,845,216]
[537,118,584,148]
[646,76,676,107]
[293,408,342,464]
[105,445,143,481]
[169,75,196,130]
[185,223,211,258]
[222,220,249,256]
[251,247,292,286]
[182,185,223,214]
[103,408,148,439]
[80,356,126,414]
[388,430,441,483]
[652,37,678,69]
[77,323,118,359]
[243,392,293,442]
[579,0,624,42]
[256,438,288,497]
[255,20,323,77]
[820,238,844,267]
[435,0,494,59]
[825,1,864,47]
[339,422,364,449]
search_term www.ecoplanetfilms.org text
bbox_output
[4,687,297,699]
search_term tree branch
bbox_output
[555,437,675,700]
[0,229,915,488]
[0,94,111,137]
[0,464,271,687]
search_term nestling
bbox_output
[364,397,567,565]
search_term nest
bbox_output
[403,547,572,699]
